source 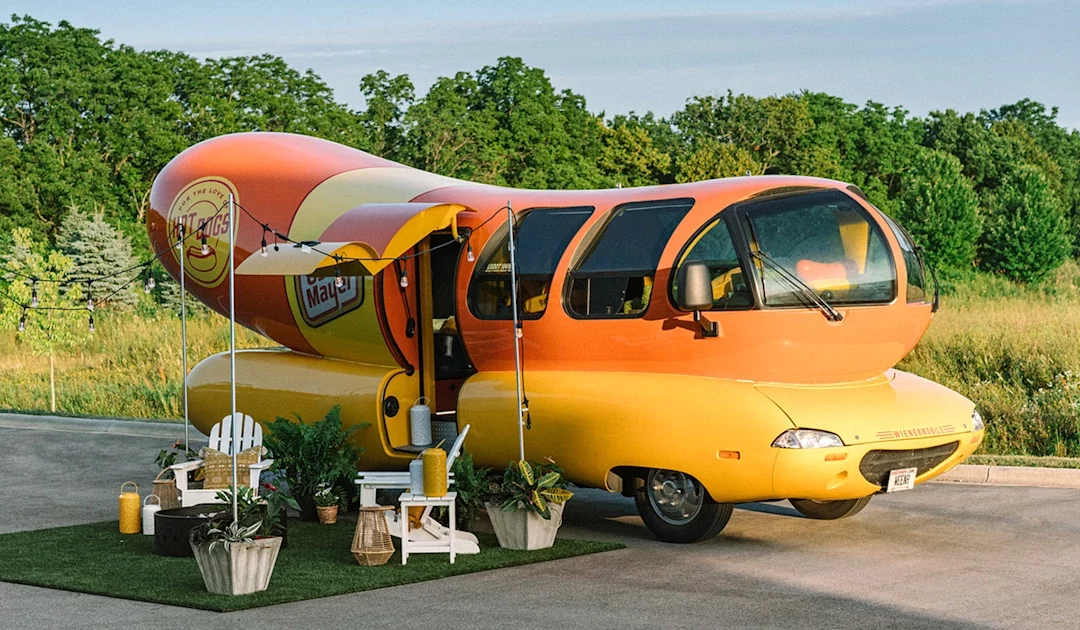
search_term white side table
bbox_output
[399,492,457,565]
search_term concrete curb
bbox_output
[936,464,1080,489]
[0,413,196,440]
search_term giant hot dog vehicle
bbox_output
[147,132,983,543]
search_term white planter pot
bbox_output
[191,536,282,595]
[485,501,564,550]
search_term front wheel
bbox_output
[634,469,733,543]
[789,496,872,520]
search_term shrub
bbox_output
[979,166,1072,284]
[262,405,365,498]
[896,148,981,274]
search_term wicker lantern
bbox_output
[352,506,395,566]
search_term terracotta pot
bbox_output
[317,505,339,525]
[191,536,282,595]
[485,501,564,550]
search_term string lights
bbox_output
[0,198,508,333]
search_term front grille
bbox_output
[859,442,959,487]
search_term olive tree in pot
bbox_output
[189,487,294,596]
[263,406,364,521]
[486,460,573,550]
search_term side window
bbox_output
[672,218,753,310]
[469,207,593,319]
[880,212,927,302]
[567,198,693,318]
[742,189,896,306]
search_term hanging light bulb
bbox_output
[88,312,95,333]
[399,268,409,288]
[18,310,26,332]
[466,242,475,263]
[273,232,280,252]
[30,281,38,308]
[86,282,94,311]
[147,275,156,290]
[334,268,344,289]
[260,237,269,257]
[201,233,209,255]
[175,223,185,250]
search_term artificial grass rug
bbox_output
[0,520,624,612]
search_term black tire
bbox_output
[789,496,872,520]
[634,469,734,543]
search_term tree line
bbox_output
[2,14,1078,293]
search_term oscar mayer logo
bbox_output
[295,275,364,327]
[166,177,239,289]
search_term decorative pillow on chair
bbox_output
[199,446,264,489]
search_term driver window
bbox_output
[673,218,753,309]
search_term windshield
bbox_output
[742,190,896,306]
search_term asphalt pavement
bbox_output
[1,420,1077,629]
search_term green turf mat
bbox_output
[0,520,624,611]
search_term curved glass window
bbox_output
[880,212,927,302]
[469,207,592,319]
[742,189,895,306]
[567,198,693,318]
[672,218,753,310]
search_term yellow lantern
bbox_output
[119,481,141,534]
[421,448,447,497]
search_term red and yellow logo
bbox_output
[166,177,239,289]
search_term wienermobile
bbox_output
[147,132,983,543]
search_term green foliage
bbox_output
[981,166,1072,283]
[1,228,87,356]
[154,438,200,479]
[493,460,573,520]
[56,210,139,307]
[262,405,365,497]
[897,148,982,274]
[449,450,496,531]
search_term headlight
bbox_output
[772,429,845,449]
[972,409,984,431]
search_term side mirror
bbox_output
[676,261,714,311]
[675,261,718,338]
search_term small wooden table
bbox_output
[398,492,457,565]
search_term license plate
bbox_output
[886,467,917,492]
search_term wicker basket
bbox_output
[153,468,180,510]
[317,505,339,525]
[352,506,395,566]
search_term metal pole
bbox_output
[506,202,525,462]
[228,194,238,523]
[178,222,189,453]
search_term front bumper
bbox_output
[771,429,984,501]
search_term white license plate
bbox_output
[886,467,917,492]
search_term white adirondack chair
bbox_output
[355,424,480,554]
[169,413,274,507]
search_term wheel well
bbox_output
[608,466,648,497]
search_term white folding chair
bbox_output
[354,424,479,553]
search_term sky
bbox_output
[6,0,1079,129]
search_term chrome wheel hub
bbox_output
[647,469,704,525]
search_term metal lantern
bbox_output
[118,482,141,534]
[352,506,395,566]
[142,494,162,535]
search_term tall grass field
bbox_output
[1,265,1078,456]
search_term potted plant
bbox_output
[485,460,573,550]
[153,440,201,508]
[450,451,494,531]
[313,483,346,525]
[263,405,365,521]
[189,487,286,596]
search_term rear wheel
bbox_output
[789,496,872,520]
[634,469,733,543]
